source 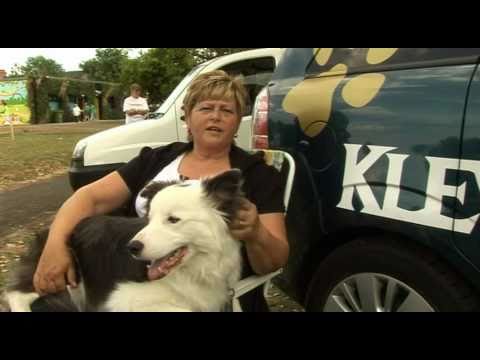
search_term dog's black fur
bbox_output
[140,180,179,215]
[7,216,148,311]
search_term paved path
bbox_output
[0,174,71,239]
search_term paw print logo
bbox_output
[282,48,398,138]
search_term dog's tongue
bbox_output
[147,247,188,281]
[147,265,167,281]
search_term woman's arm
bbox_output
[33,171,131,294]
[47,171,131,244]
[230,199,289,275]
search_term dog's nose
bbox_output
[127,240,144,257]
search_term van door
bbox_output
[283,49,479,244]
[453,64,480,268]
[175,56,277,150]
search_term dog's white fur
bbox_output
[104,182,242,312]
[5,291,39,312]
[7,179,243,312]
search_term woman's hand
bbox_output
[31,171,131,295]
[230,198,261,243]
[230,199,289,274]
[33,242,77,296]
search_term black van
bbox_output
[252,48,480,311]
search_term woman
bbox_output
[72,104,81,122]
[34,70,289,311]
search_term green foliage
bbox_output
[5,98,24,105]
[78,48,258,106]
[100,85,125,120]
[118,48,257,105]
[26,77,123,124]
[120,48,195,104]
[80,48,129,82]
[11,56,64,77]
[13,48,260,124]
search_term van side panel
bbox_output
[454,66,480,269]
[323,65,479,290]
[269,51,480,300]
[83,114,179,166]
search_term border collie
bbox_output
[4,170,244,312]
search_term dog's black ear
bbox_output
[140,181,178,213]
[202,169,244,222]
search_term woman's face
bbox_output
[186,98,241,150]
[131,89,141,98]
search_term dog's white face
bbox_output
[128,170,244,281]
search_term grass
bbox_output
[0,133,88,187]
[0,121,122,189]
[0,232,35,291]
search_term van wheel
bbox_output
[305,237,480,312]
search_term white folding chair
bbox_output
[231,150,295,312]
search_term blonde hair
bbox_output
[182,70,248,120]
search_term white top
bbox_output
[123,96,149,124]
[135,153,197,217]
[72,106,81,117]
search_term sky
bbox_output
[0,48,148,74]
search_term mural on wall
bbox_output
[0,80,31,126]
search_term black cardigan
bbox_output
[117,141,285,217]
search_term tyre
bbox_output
[305,237,480,312]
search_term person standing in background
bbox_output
[83,101,90,122]
[123,84,149,125]
[89,102,97,121]
[72,104,82,123]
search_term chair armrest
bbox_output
[232,269,282,298]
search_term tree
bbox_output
[119,48,259,104]
[121,48,195,104]
[80,48,129,82]
[11,56,64,77]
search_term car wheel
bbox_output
[305,237,480,312]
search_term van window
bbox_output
[306,48,480,77]
[221,57,276,115]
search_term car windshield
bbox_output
[155,63,206,116]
